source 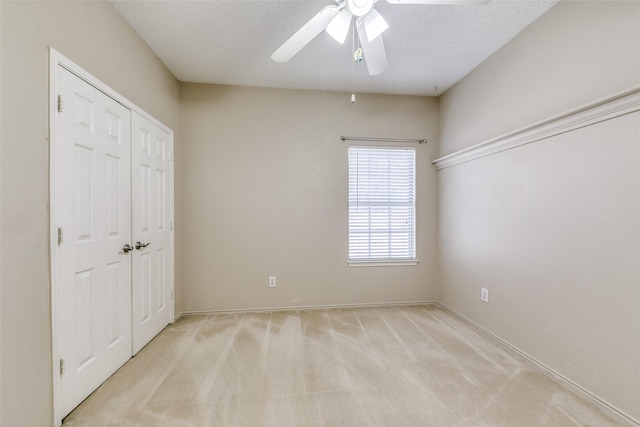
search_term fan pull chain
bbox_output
[351,19,357,103]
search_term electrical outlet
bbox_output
[481,288,489,303]
[269,276,276,288]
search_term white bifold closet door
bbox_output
[55,65,172,418]
[131,112,173,355]
[56,66,133,417]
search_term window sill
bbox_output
[348,260,419,268]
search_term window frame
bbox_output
[347,145,418,267]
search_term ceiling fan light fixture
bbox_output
[271,0,490,74]
[326,9,353,44]
[363,8,389,42]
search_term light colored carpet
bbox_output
[63,305,631,426]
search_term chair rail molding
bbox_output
[433,86,640,170]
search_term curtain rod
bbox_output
[341,136,427,144]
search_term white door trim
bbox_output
[48,47,175,427]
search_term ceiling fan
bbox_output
[271,0,490,76]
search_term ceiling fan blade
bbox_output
[356,18,388,75]
[326,9,353,44]
[386,0,489,4]
[363,8,389,42]
[271,5,339,62]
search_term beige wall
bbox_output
[439,1,640,156]
[0,1,180,425]
[179,84,439,312]
[437,1,640,422]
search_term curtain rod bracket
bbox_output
[341,136,427,144]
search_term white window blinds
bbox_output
[348,146,416,261]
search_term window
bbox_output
[348,146,416,264]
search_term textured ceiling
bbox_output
[112,0,557,96]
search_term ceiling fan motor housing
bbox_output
[348,0,374,16]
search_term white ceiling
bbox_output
[112,0,557,96]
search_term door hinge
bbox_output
[57,227,64,246]
[59,358,66,376]
[169,220,174,231]
[169,151,173,161]
[170,290,174,300]
[57,95,63,113]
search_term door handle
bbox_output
[122,243,134,254]
[135,241,151,250]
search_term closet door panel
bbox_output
[56,66,132,418]
[131,111,173,354]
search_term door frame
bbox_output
[48,48,175,427]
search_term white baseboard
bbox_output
[176,300,437,318]
[437,302,640,427]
